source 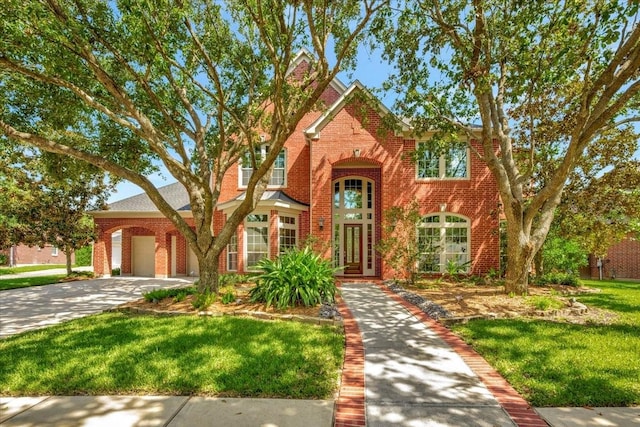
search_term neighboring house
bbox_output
[583,233,640,280]
[90,52,500,279]
[2,244,73,266]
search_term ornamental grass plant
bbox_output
[250,247,339,309]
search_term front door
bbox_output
[343,224,363,274]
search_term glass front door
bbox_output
[343,224,363,274]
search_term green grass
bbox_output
[452,279,640,407]
[0,274,67,291]
[0,313,344,399]
[0,264,67,275]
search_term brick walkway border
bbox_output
[334,284,367,427]
[374,281,549,427]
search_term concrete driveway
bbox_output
[0,276,196,338]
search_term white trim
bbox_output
[415,141,470,181]
[417,213,471,273]
[304,81,409,140]
[244,212,270,271]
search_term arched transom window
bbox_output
[417,213,470,273]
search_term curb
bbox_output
[375,281,549,427]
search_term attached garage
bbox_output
[132,236,155,277]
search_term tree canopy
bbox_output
[0,0,387,291]
[0,145,111,273]
[375,0,640,293]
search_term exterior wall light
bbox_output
[318,217,325,230]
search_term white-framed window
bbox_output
[416,141,468,179]
[417,213,470,273]
[240,145,286,187]
[245,213,269,270]
[279,215,297,254]
[227,232,238,271]
[51,246,58,256]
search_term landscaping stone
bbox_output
[386,281,453,319]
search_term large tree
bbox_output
[0,146,111,274]
[0,0,387,292]
[375,0,640,293]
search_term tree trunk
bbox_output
[196,250,221,294]
[64,247,73,276]
[534,249,544,277]
[504,223,536,295]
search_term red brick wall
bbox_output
[93,217,195,277]
[12,244,75,266]
[587,233,640,279]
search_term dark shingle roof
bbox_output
[106,182,190,212]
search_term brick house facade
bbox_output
[91,52,501,279]
[2,244,74,266]
[584,233,640,280]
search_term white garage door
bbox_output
[132,236,155,277]
[188,248,200,277]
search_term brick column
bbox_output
[176,233,187,275]
[155,231,171,278]
[93,229,112,277]
[121,228,132,276]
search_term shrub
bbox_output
[111,267,121,276]
[143,287,196,302]
[220,285,236,304]
[218,273,248,287]
[541,234,588,275]
[535,272,580,287]
[192,292,216,310]
[528,296,565,311]
[249,247,338,309]
[74,245,93,266]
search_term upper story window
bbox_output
[416,142,468,179]
[240,144,286,187]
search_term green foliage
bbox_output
[445,258,471,278]
[376,200,425,285]
[111,268,121,276]
[0,313,344,398]
[527,296,565,311]
[74,245,92,266]
[218,273,250,287]
[220,286,236,305]
[192,292,216,311]
[452,280,640,406]
[250,247,338,309]
[143,287,196,303]
[0,274,66,291]
[535,272,580,287]
[541,234,588,275]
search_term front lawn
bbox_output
[452,279,640,407]
[0,264,67,275]
[0,313,344,399]
[0,274,67,291]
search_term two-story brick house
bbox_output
[91,52,500,279]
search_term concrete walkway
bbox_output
[340,283,516,426]
[0,276,194,338]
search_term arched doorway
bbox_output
[332,177,376,276]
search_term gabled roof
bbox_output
[92,182,190,216]
[217,190,309,213]
[304,80,411,140]
[286,48,348,97]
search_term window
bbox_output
[417,214,469,273]
[51,246,58,256]
[227,233,238,271]
[245,214,269,270]
[279,215,297,254]
[240,145,286,187]
[417,142,468,179]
